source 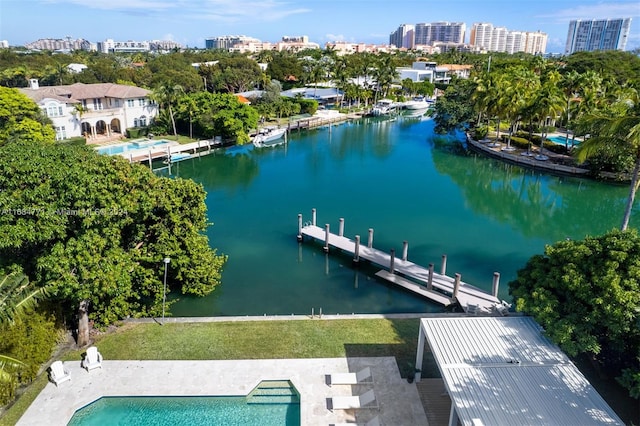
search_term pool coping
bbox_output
[17,357,427,426]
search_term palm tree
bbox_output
[151,84,184,137]
[577,90,640,230]
[560,70,582,149]
[531,71,564,155]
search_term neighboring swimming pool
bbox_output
[96,139,171,155]
[547,135,581,146]
[67,381,301,426]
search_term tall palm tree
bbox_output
[577,90,640,230]
[532,71,565,155]
[151,84,184,137]
[560,70,582,149]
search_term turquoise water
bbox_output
[67,396,300,426]
[97,139,170,155]
[547,135,580,146]
[163,116,636,316]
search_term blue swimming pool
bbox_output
[96,139,171,155]
[67,381,301,426]
[547,135,580,146]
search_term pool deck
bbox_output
[17,357,427,426]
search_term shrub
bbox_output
[500,135,529,150]
[295,98,318,115]
[55,136,86,146]
[0,309,63,404]
[472,125,488,140]
[125,127,148,139]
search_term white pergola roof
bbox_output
[417,316,624,426]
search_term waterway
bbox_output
[163,116,636,317]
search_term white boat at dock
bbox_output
[253,126,287,148]
[401,96,433,111]
[370,99,397,116]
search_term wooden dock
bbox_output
[297,210,506,315]
[118,139,224,165]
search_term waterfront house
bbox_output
[19,79,158,142]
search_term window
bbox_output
[114,99,120,107]
[82,99,87,109]
[93,98,103,111]
[46,103,63,117]
[55,126,66,141]
[127,99,135,107]
[134,118,139,127]
[138,98,145,106]
[139,115,147,126]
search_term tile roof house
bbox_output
[19,79,158,142]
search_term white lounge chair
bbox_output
[331,415,382,426]
[49,361,71,386]
[329,389,377,410]
[328,367,373,386]
[81,346,103,371]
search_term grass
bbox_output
[0,318,426,425]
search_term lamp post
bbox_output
[162,257,170,324]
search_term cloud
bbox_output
[537,2,640,23]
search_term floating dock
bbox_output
[297,209,507,316]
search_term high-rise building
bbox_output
[389,24,414,49]
[565,18,632,54]
[205,35,260,50]
[25,37,92,51]
[414,22,466,46]
[470,23,547,54]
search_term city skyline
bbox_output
[1,0,639,53]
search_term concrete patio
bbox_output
[17,356,428,425]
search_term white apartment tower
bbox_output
[390,24,415,49]
[415,22,466,46]
[471,23,547,54]
[565,18,632,54]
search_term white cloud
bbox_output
[537,2,640,22]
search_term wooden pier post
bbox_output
[492,272,500,298]
[453,273,461,302]
[353,235,361,265]
[147,151,151,167]
[441,255,448,275]
[402,241,408,261]
[297,214,303,242]
[324,224,330,253]
[312,208,317,226]
[427,263,434,290]
[368,228,374,248]
[339,218,345,237]
[389,249,396,274]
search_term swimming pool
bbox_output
[547,135,580,146]
[67,381,301,426]
[96,139,171,155]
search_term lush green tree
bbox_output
[267,52,302,88]
[0,87,55,145]
[433,79,476,134]
[509,229,640,398]
[210,57,262,93]
[0,142,227,343]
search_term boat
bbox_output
[370,99,397,116]
[253,126,287,148]
[163,152,192,164]
[402,96,432,111]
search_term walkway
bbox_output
[18,357,427,426]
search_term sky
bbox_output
[1,0,639,53]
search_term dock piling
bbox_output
[402,241,408,261]
[492,272,500,298]
[312,209,317,226]
[453,273,461,302]
[353,235,361,265]
[368,228,374,248]
[297,214,303,242]
[427,263,434,290]
[441,255,448,275]
[324,224,330,253]
[339,218,345,237]
[390,249,396,274]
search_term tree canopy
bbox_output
[0,142,226,328]
[509,229,640,398]
[0,87,55,145]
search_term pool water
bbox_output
[67,395,301,426]
[96,139,171,155]
[547,135,580,146]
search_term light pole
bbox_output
[162,257,170,324]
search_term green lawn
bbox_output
[0,318,427,425]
